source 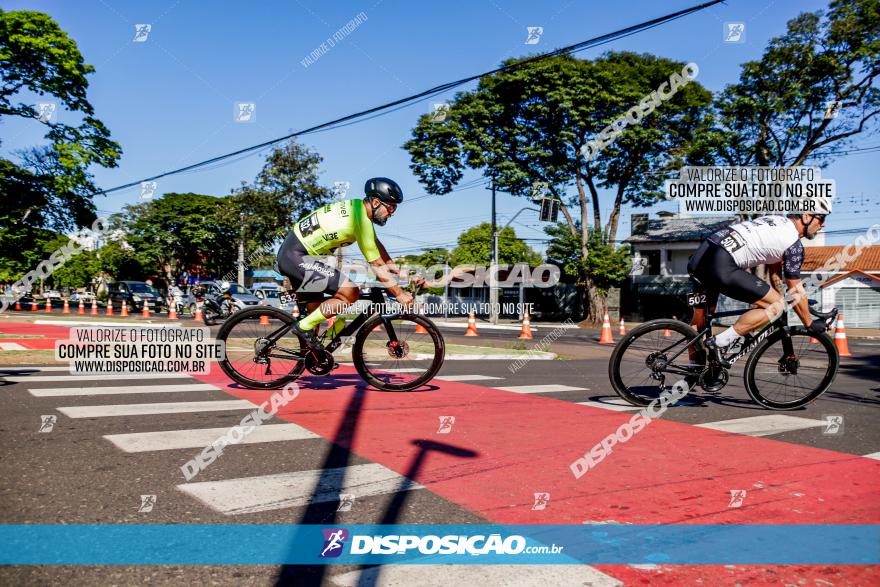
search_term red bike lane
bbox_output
[193,365,880,586]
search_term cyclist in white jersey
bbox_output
[687,203,832,366]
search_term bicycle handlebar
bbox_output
[809,306,838,325]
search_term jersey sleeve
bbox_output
[782,240,804,279]
[352,200,382,263]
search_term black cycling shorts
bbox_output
[687,241,771,305]
[276,231,346,296]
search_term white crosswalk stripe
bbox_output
[4,373,190,382]
[178,462,423,515]
[331,565,622,587]
[862,452,880,460]
[30,383,218,397]
[0,343,27,350]
[57,400,256,418]
[0,366,75,372]
[104,423,319,452]
[577,399,641,411]
[696,415,828,437]
[436,374,503,382]
[494,384,587,394]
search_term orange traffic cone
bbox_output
[834,314,852,357]
[663,327,671,337]
[121,300,129,317]
[45,299,52,312]
[414,303,429,333]
[465,312,479,336]
[292,304,300,319]
[619,318,626,336]
[168,300,177,320]
[194,300,203,321]
[106,301,113,316]
[142,302,150,318]
[62,299,70,314]
[15,300,22,311]
[599,312,614,344]
[90,299,98,315]
[259,313,270,325]
[31,301,38,311]
[518,313,533,339]
[78,299,85,314]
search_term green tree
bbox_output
[112,193,238,283]
[405,52,711,321]
[0,10,121,232]
[449,223,541,266]
[221,140,333,252]
[545,222,631,299]
[692,0,879,167]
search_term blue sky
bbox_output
[3,0,877,256]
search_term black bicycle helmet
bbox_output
[364,177,404,204]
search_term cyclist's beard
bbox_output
[373,208,389,226]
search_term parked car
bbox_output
[69,291,96,303]
[251,283,284,308]
[185,281,260,315]
[107,281,167,313]
[43,289,62,300]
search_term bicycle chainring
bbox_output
[305,348,335,375]
[698,365,729,393]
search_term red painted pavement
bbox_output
[194,365,880,584]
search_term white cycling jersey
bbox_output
[708,215,804,278]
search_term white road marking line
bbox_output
[4,373,189,382]
[380,368,425,373]
[178,462,423,515]
[104,423,319,452]
[696,415,828,437]
[331,565,622,587]
[35,320,180,327]
[57,400,255,418]
[494,384,587,394]
[436,374,503,382]
[29,383,218,397]
[0,343,27,350]
[862,452,880,460]
[577,399,641,411]
[0,366,74,372]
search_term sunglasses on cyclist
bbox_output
[812,214,827,224]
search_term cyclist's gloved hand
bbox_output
[808,319,827,336]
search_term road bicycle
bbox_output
[215,284,445,391]
[609,277,840,410]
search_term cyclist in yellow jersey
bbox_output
[276,177,413,348]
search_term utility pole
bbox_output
[489,179,498,324]
[237,212,245,285]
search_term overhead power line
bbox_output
[97,0,724,196]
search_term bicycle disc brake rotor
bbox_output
[778,354,799,375]
[386,340,410,359]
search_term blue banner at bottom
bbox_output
[0,524,876,565]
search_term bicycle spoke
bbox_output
[221,311,304,387]
[749,332,833,407]
[357,318,440,388]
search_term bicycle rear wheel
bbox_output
[352,314,444,391]
[609,319,705,406]
[216,306,306,389]
[743,327,839,410]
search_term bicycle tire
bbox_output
[609,319,705,406]
[743,327,839,410]
[352,313,445,391]
[215,306,306,389]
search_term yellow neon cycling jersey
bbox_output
[293,199,381,262]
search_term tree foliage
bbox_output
[449,223,541,266]
[692,0,880,167]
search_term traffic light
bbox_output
[539,197,560,222]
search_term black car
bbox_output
[108,281,167,313]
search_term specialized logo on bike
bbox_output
[728,326,776,365]
[299,215,321,237]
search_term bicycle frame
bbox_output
[258,287,406,361]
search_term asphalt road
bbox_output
[1,332,878,585]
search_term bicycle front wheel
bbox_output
[216,306,306,389]
[743,327,839,410]
[352,314,444,391]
